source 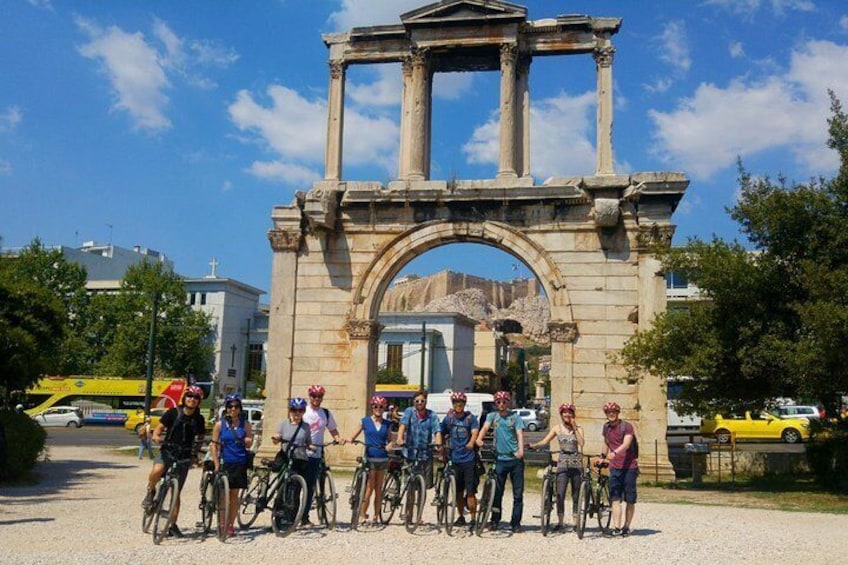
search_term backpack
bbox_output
[603,420,639,458]
[445,410,475,440]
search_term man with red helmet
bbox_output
[142,384,206,538]
[601,401,638,537]
[440,391,480,531]
[475,390,525,533]
[302,384,346,526]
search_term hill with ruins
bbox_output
[381,270,551,344]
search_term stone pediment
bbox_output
[401,1,527,27]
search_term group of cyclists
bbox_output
[142,383,639,539]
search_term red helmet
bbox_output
[370,395,387,407]
[558,402,576,415]
[184,385,204,399]
[450,391,467,403]
[494,391,511,402]
[603,401,621,413]
[308,385,326,397]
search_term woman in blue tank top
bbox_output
[210,393,254,537]
[347,395,391,525]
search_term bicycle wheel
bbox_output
[317,470,337,530]
[152,478,179,545]
[200,472,214,534]
[379,472,400,524]
[272,474,307,537]
[215,473,230,542]
[540,474,553,536]
[433,470,445,526]
[575,479,590,539]
[474,476,495,537]
[350,467,369,529]
[237,471,266,529]
[403,474,426,534]
[595,480,612,532]
[141,493,155,534]
[443,473,457,536]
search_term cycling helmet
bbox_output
[558,402,576,415]
[184,385,204,399]
[450,391,468,403]
[370,395,388,407]
[290,397,308,410]
[224,393,242,407]
[308,384,326,397]
[603,401,621,413]
[494,391,511,402]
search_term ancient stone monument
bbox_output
[264,1,688,478]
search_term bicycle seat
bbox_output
[260,457,274,467]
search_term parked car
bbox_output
[510,408,545,432]
[30,406,84,428]
[772,405,820,421]
[123,408,167,434]
[700,411,809,444]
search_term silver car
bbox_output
[31,406,85,428]
[773,405,820,420]
[510,408,545,432]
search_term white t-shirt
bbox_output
[304,405,338,458]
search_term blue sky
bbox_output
[2,0,848,295]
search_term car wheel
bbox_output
[527,423,538,432]
[782,428,801,444]
[715,429,731,443]
[67,421,80,428]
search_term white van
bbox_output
[426,390,494,423]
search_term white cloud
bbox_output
[26,0,52,10]
[841,15,848,31]
[0,106,22,132]
[703,0,815,16]
[463,90,599,178]
[0,159,11,175]
[649,40,848,180]
[229,84,400,184]
[348,64,402,107]
[76,16,237,131]
[658,20,691,74]
[729,41,746,58]
[643,78,673,94]
[220,180,233,192]
[328,0,421,30]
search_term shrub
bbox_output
[0,409,47,482]
[805,422,848,493]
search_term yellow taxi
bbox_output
[700,410,810,444]
[124,408,168,434]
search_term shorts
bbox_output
[367,458,388,471]
[223,462,248,489]
[609,467,639,504]
[156,455,191,490]
[453,460,478,496]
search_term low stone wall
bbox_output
[670,447,810,478]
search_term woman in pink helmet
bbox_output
[346,395,392,525]
[527,402,584,531]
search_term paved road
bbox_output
[45,425,135,447]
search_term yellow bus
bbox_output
[375,384,420,412]
[23,376,186,424]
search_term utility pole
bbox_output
[242,318,251,397]
[143,291,160,416]
[419,321,426,390]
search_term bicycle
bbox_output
[432,448,458,535]
[141,457,192,545]
[575,454,612,539]
[198,459,230,542]
[348,440,386,529]
[379,447,428,533]
[473,452,497,537]
[527,447,556,536]
[312,442,338,530]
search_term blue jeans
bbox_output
[303,457,320,520]
[137,439,153,460]
[492,458,524,528]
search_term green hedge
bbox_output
[805,424,848,493]
[0,409,47,482]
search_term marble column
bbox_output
[594,43,615,175]
[498,44,519,179]
[407,48,431,181]
[341,318,382,465]
[324,59,346,181]
[547,320,577,414]
[517,54,532,178]
[398,56,413,180]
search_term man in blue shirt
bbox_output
[476,390,524,533]
[441,391,480,531]
[396,389,443,488]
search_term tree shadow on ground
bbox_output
[0,458,134,501]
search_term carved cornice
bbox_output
[594,45,615,68]
[267,229,301,252]
[636,223,675,250]
[346,318,383,341]
[548,321,578,343]
[401,55,414,77]
[329,59,346,79]
[500,43,519,66]
[410,47,430,69]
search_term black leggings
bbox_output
[556,468,582,516]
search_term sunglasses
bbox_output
[495,400,509,405]
[370,403,382,409]
[226,404,240,409]
[184,394,201,400]
[414,399,427,404]
[291,408,305,413]
[309,394,324,399]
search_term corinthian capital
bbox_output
[329,59,346,79]
[345,318,383,341]
[548,321,578,343]
[267,229,301,252]
[594,45,615,68]
[500,43,518,66]
[636,223,675,250]
[410,47,429,69]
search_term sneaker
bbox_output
[453,515,467,527]
[141,490,154,510]
[610,527,623,537]
[168,524,184,538]
[511,525,523,534]
[301,517,313,526]
[228,526,235,537]
[487,522,499,532]
[621,526,631,537]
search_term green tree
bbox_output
[376,367,407,385]
[621,92,848,415]
[94,261,214,379]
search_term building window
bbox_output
[665,271,689,289]
[189,293,196,305]
[200,292,207,305]
[248,343,264,373]
[386,343,403,372]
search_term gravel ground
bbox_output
[1,446,846,564]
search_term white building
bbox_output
[377,312,477,394]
